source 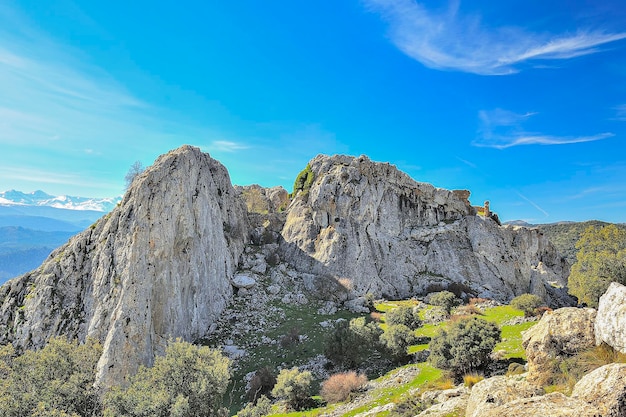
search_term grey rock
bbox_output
[522,307,597,384]
[572,363,626,417]
[279,154,572,307]
[466,375,544,417]
[595,282,626,353]
[0,146,249,388]
[232,273,257,289]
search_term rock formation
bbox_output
[0,146,249,387]
[522,307,597,383]
[0,148,577,390]
[595,281,626,353]
[280,154,572,306]
[572,363,626,417]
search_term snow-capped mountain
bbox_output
[0,190,121,212]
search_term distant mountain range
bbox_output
[0,190,121,283]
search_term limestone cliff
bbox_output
[280,154,571,306]
[0,146,248,387]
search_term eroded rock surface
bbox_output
[0,146,249,387]
[595,282,626,353]
[522,307,597,383]
[280,154,572,306]
[472,392,599,417]
[466,375,544,417]
[572,363,626,417]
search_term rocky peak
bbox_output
[0,145,249,387]
[280,154,571,305]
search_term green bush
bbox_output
[292,164,315,196]
[104,339,230,417]
[237,395,272,417]
[380,324,417,363]
[569,225,626,307]
[429,317,501,377]
[429,291,459,314]
[271,367,313,411]
[510,293,543,317]
[0,337,102,417]
[324,317,383,368]
[386,306,422,330]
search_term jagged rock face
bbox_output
[472,392,599,417]
[280,154,571,306]
[465,375,544,417]
[595,282,626,353]
[0,146,248,387]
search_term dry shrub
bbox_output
[320,372,367,403]
[534,306,552,317]
[370,311,383,322]
[246,366,276,403]
[454,304,483,316]
[421,374,455,391]
[463,372,484,388]
[449,313,474,323]
[469,297,489,305]
[280,327,300,349]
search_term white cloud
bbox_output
[614,104,626,121]
[364,0,626,75]
[208,140,250,153]
[474,109,614,149]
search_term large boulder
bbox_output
[465,375,544,417]
[472,392,599,417]
[280,154,572,306]
[0,146,249,387]
[522,307,597,383]
[595,282,626,353]
[572,363,626,416]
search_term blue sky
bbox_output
[1,1,625,223]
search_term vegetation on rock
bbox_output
[510,293,544,317]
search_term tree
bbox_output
[386,306,422,330]
[124,161,144,189]
[380,324,417,363]
[324,317,383,368]
[569,225,626,307]
[429,317,501,376]
[104,339,230,417]
[271,367,312,411]
[429,291,458,314]
[510,293,543,317]
[0,337,102,417]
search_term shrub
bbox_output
[380,324,417,363]
[104,339,230,417]
[320,372,367,403]
[429,317,501,377]
[246,367,276,403]
[271,367,313,411]
[506,362,525,376]
[237,395,272,417]
[462,372,484,388]
[429,291,459,314]
[510,294,543,317]
[386,306,422,330]
[292,164,315,196]
[325,317,383,368]
[280,327,300,349]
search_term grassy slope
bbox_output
[263,302,535,417]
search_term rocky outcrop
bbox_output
[0,146,249,387]
[595,282,626,353]
[472,392,599,417]
[280,154,572,306]
[572,363,626,416]
[465,375,544,417]
[522,307,597,383]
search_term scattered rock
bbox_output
[572,363,626,417]
[232,273,257,289]
[522,307,597,383]
[595,282,626,353]
[266,285,281,295]
[344,297,369,313]
[317,301,338,315]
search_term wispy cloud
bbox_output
[474,109,614,149]
[208,140,250,153]
[456,157,476,168]
[515,191,549,218]
[364,0,626,75]
[613,104,626,121]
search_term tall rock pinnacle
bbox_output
[0,146,248,387]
